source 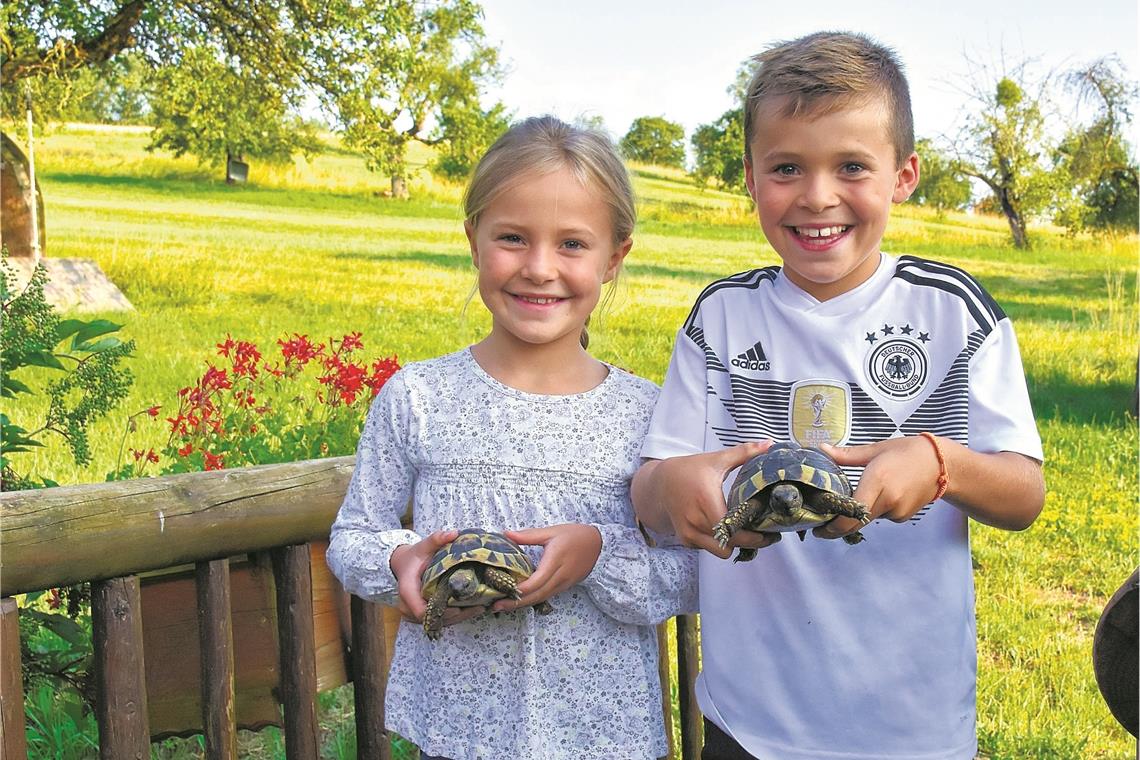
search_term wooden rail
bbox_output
[0,458,703,759]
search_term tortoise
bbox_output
[420,529,553,640]
[712,442,872,562]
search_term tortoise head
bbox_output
[447,566,480,601]
[769,483,803,515]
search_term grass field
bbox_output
[6,124,1138,758]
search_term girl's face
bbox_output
[465,167,631,352]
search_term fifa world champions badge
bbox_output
[864,323,931,400]
[789,380,851,448]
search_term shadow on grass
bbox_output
[333,250,472,270]
[1028,372,1137,424]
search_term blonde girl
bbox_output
[327,116,697,760]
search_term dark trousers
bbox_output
[702,718,758,760]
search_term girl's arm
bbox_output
[502,523,699,626]
[326,375,421,604]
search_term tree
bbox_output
[912,138,972,216]
[691,108,746,191]
[1052,57,1139,234]
[2,0,505,193]
[620,116,685,168]
[951,65,1067,248]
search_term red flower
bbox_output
[146,405,161,417]
[177,443,193,457]
[201,365,232,392]
[366,356,401,397]
[231,340,262,379]
[340,332,364,353]
[203,451,225,471]
[217,335,236,358]
[279,334,321,368]
[146,450,159,464]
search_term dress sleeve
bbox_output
[326,372,422,605]
[578,522,699,626]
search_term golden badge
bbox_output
[789,380,851,448]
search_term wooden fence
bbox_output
[0,457,703,759]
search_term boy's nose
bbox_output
[797,176,840,213]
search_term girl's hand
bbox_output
[389,530,487,625]
[492,524,602,612]
[813,437,941,540]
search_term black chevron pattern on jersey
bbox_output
[899,329,985,445]
[894,256,1006,336]
[686,325,729,372]
[682,266,780,334]
[710,376,793,447]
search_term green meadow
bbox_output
[7,124,1139,758]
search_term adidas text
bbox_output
[731,357,770,371]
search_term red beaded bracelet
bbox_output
[919,432,949,502]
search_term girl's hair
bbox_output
[464,115,636,348]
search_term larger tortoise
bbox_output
[420,529,553,640]
[713,442,872,562]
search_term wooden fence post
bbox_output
[92,576,149,760]
[1,597,28,760]
[350,596,390,760]
[271,544,319,760]
[676,614,703,760]
[196,559,238,760]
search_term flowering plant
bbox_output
[110,331,399,478]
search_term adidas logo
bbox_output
[731,341,771,371]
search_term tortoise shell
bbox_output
[727,441,856,534]
[420,529,536,607]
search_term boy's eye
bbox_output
[774,164,799,176]
[841,163,866,175]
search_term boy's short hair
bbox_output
[743,31,915,165]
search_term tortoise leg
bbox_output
[806,491,871,524]
[534,600,554,615]
[714,497,766,548]
[841,531,866,545]
[731,532,781,563]
[423,581,452,641]
[483,567,522,599]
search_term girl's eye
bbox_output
[562,240,584,250]
[498,234,524,244]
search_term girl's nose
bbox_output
[521,245,557,282]
[797,175,840,213]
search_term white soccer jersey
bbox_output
[642,253,1043,760]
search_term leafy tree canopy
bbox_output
[620,116,685,168]
[1,0,506,190]
[912,138,972,216]
[691,108,745,191]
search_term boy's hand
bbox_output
[492,524,602,612]
[638,441,774,558]
[390,530,488,626]
[813,438,941,539]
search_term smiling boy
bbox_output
[632,32,1045,760]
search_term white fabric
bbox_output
[642,253,1042,760]
[327,348,698,760]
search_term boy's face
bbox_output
[744,96,919,301]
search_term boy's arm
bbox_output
[816,435,1044,538]
[632,442,774,557]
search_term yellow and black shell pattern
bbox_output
[729,441,853,513]
[420,529,536,607]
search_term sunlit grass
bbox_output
[5,124,1138,759]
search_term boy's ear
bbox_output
[604,238,633,283]
[893,152,920,203]
[464,220,479,267]
[743,155,758,204]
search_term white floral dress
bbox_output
[326,348,698,760]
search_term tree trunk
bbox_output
[390,175,408,199]
[998,188,1030,248]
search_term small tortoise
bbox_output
[713,442,872,562]
[420,529,553,640]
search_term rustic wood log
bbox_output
[271,545,319,760]
[196,559,238,760]
[657,620,676,760]
[0,456,355,596]
[350,596,390,760]
[93,576,149,760]
[676,613,703,760]
[1,597,28,760]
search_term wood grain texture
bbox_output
[1,598,28,760]
[196,559,237,760]
[93,576,149,760]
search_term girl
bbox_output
[326,116,697,760]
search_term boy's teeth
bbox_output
[796,226,848,238]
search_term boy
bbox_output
[632,31,1046,760]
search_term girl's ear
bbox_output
[603,238,633,283]
[464,220,479,267]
